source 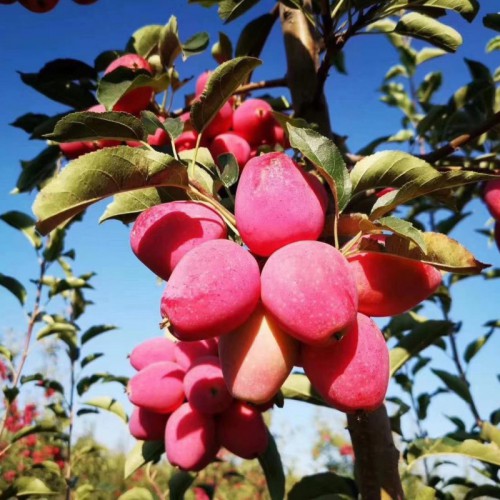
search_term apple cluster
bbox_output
[483,180,500,251]
[127,336,269,471]
[175,71,288,168]
[129,151,443,445]
[58,59,287,169]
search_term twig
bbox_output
[0,255,47,448]
[423,111,500,163]
[232,77,288,95]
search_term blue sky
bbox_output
[0,0,499,475]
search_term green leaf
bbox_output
[361,232,488,274]
[43,228,66,262]
[258,431,285,500]
[99,187,188,224]
[31,460,62,476]
[416,47,447,64]
[287,124,351,212]
[118,488,154,500]
[281,373,328,406]
[480,422,500,447]
[159,16,182,67]
[235,13,275,58]
[407,437,500,470]
[212,32,233,63]
[16,146,60,194]
[191,57,261,133]
[11,113,50,134]
[349,151,498,220]
[218,154,240,187]
[140,111,163,137]
[33,146,188,235]
[83,396,128,423]
[81,325,118,345]
[169,471,196,500]
[464,331,494,363]
[45,111,146,143]
[403,476,437,500]
[484,13,500,33]
[11,421,59,444]
[124,440,164,478]
[97,70,168,111]
[162,117,184,142]
[182,32,210,60]
[12,477,57,497]
[80,353,104,369]
[390,321,453,376]
[127,25,163,58]
[395,13,462,52]
[0,274,27,306]
[288,472,358,499]
[486,36,500,52]
[219,0,260,23]
[377,216,426,252]
[0,346,14,362]
[418,72,442,104]
[19,59,97,109]
[179,147,219,195]
[432,369,473,405]
[389,0,479,22]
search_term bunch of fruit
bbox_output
[57,56,287,168]
[128,151,443,470]
[483,180,500,250]
[127,337,269,471]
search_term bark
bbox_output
[348,407,404,499]
[279,4,404,499]
[279,2,331,137]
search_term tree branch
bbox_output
[423,111,500,163]
[347,407,405,500]
[233,77,288,95]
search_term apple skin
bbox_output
[129,337,176,371]
[235,152,327,257]
[130,201,228,280]
[127,361,185,414]
[129,407,169,441]
[183,356,233,414]
[174,338,219,371]
[165,402,219,471]
[161,239,261,341]
[209,132,251,168]
[104,54,154,115]
[483,179,500,220]
[19,0,59,12]
[232,99,275,147]
[72,0,98,4]
[0,1,17,4]
[219,303,299,404]
[302,313,389,413]
[216,401,268,459]
[204,101,233,140]
[348,252,442,317]
[261,241,358,345]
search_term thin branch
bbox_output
[233,77,288,95]
[423,111,500,163]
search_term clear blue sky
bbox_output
[0,0,498,474]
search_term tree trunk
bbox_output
[279,4,404,498]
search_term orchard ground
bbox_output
[0,0,499,478]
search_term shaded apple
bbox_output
[217,401,268,459]
[219,303,298,403]
[232,99,275,147]
[128,361,185,414]
[129,337,176,371]
[302,313,389,412]
[165,402,219,471]
[348,252,442,317]
[183,356,233,414]
[174,338,219,371]
[129,407,169,441]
